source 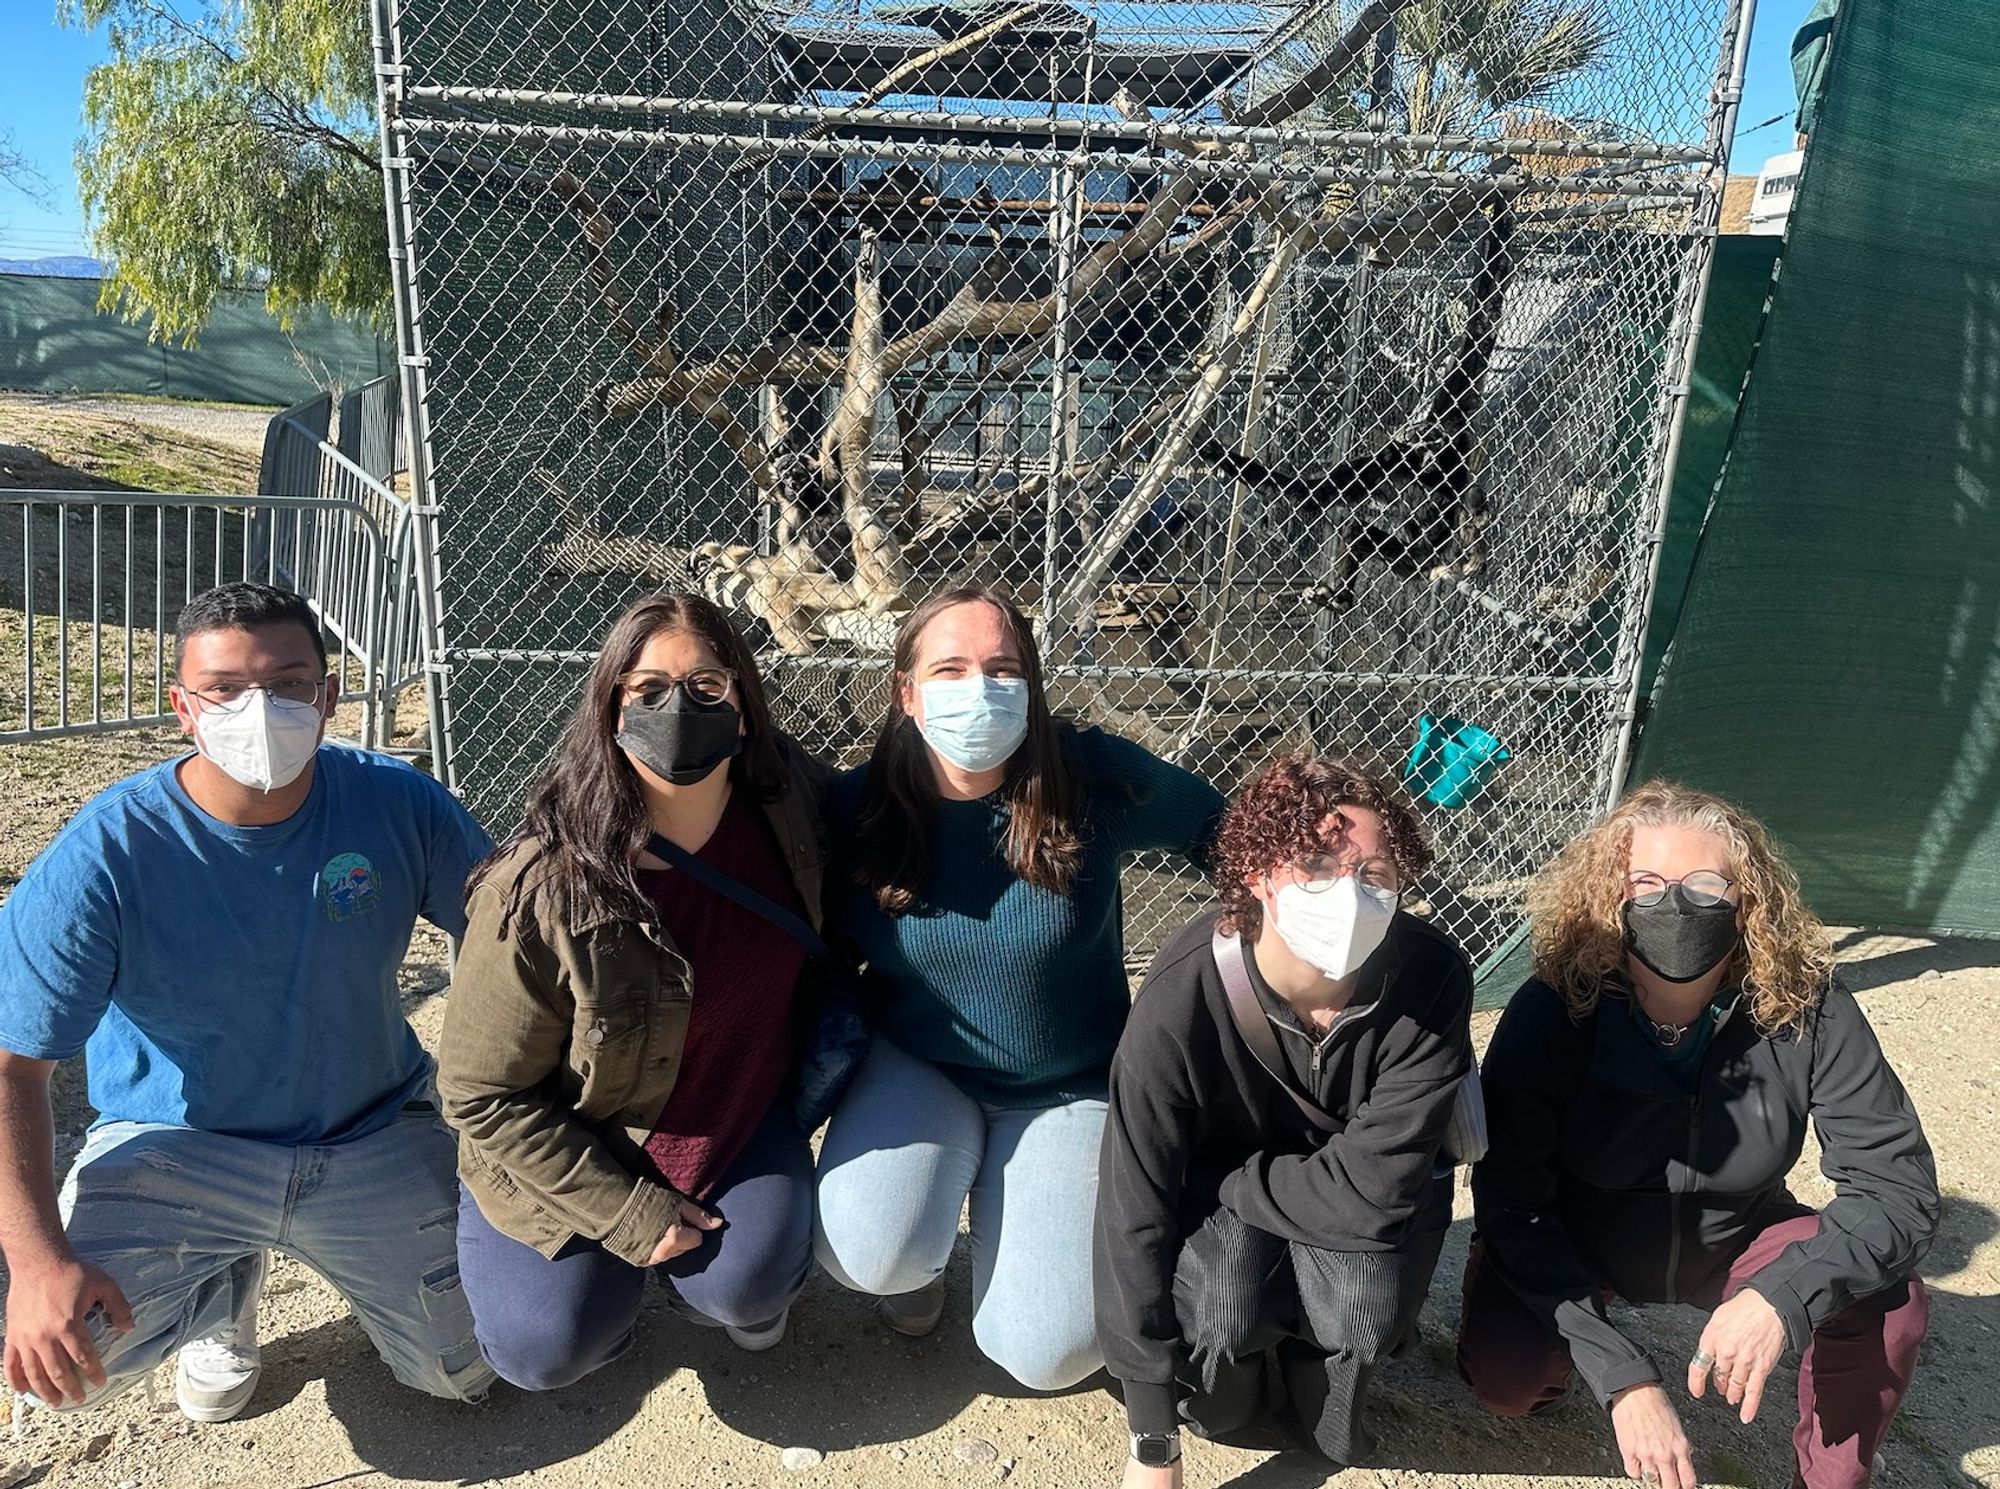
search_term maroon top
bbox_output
[638,791,806,1198]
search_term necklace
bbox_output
[1648,1017,1690,1049]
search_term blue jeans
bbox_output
[813,1039,1106,1391]
[455,1103,815,1392]
[55,1104,491,1404]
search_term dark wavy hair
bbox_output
[1215,753,1433,937]
[854,586,1087,915]
[471,592,786,927]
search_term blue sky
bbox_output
[0,0,1816,261]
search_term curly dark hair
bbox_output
[1215,753,1433,936]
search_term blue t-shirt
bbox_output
[0,745,493,1144]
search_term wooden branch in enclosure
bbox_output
[549,171,799,503]
[540,515,859,656]
[730,2,1060,176]
[1237,0,1418,128]
[1057,223,1311,621]
[830,232,916,612]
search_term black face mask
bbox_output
[1622,884,1741,983]
[615,686,741,786]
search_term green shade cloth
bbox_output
[1637,0,2000,937]
[0,274,391,404]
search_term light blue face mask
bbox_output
[915,674,1031,773]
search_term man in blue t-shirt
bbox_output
[0,583,497,1423]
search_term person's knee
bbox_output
[813,1221,944,1299]
[680,1261,808,1330]
[971,1308,1101,1392]
[477,1314,629,1394]
[393,1339,496,1402]
[1456,1330,1566,1417]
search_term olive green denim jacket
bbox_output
[438,742,830,1266]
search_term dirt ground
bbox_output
[0,724,1994,1489]
[0,392,273,489]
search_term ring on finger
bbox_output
[1689,1347,1714,1370]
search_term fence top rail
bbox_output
[401,86,1719,166]
[6,487,372,511]
[4,487,400,545]
[274,416,412,514]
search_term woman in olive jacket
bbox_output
[1459,782,1936,1489]
[439,593,831,1390]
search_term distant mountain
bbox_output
[0,256,106,278]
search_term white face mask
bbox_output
[916,674,1031,773]
[1271,876,1400,981]
[191,689,325,793]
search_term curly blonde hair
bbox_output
[1528,780,1834,1034]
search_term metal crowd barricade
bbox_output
[1,491,404,750]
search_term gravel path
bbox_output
[0,391,278,457]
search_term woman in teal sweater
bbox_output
[814,586,1224,1390]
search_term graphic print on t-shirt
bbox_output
[321,852,381,921]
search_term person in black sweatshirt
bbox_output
[1094,754,1476,1488]
[1458,781,1936,1489]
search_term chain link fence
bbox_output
[374,0,1749,981]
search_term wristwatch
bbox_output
[1128,1431,1182,1468]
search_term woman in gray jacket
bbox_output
[1458,782,1936,1489]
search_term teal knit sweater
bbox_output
[827,727,1225,1107]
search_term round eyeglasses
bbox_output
[620,667,737,707]
[1626,870,1736,908]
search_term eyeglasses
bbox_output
[1288,852,1400,894]
[1626,870,1736,908]
[620,667,737,707]
[185,677,329,710]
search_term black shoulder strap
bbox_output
[1212,925,1339,1133]
[1211,924,1488,1163]
[647,831,826,959]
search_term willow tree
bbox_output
[62,0,386,342]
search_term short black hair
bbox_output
[175,583,329,675]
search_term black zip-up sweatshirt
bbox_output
[1094,908,1473,1435]
[1472,975,1938,1407]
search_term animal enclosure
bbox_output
[373,0,1747,978]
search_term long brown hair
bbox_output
[472,592,787,927]
[1528,779,1834,1035]
[855,586,1087,915]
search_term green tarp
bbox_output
[0,274,392,405]
[1637,0,2000,936]
[1639,234,1783,700]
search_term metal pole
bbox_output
[400,117,1695,200]
[1599,0,1757,805]
[372,0,456,780]
[404,86,1713,164]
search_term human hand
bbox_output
[1121,1454,1181,1489]
[1690,1287,1787,1423]
[647,1196,723,1265]
[2,1257,134,1405]
[1609,1382,1696,1489]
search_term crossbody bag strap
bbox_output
[1212,925,1339,1134]
[646,832,827,959]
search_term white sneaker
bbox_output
[175,1253,265,1423]
[879,1280,945,1339]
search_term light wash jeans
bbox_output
[812,1038,1106,1390]
[53,1103,492,1405]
